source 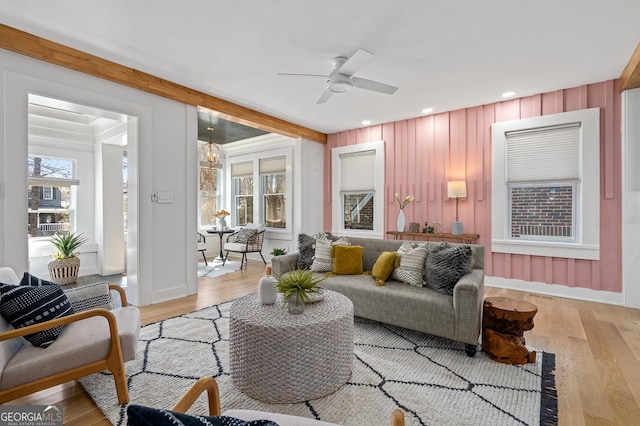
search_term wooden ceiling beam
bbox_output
[619,42,640,92]
[0,23,327,143]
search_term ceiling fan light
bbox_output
[329,80,353,93]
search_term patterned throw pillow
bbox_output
[127,404,278,426]
[310,235,349,272]
[235,228,257,244]
[425,243,473,295]
[20,272,56,286]
[63,282,114,312]
[0,283,74,348]
[391,242,429,287]
[297,233,317,269]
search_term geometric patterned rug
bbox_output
[79,299,558,426]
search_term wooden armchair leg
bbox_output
[391,408,405,426]
[112,364,130,404]
[172,377,221,416]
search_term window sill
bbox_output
[491,239,599,260]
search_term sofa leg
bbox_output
[465,344,477,357]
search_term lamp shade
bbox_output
[447,180,467,198]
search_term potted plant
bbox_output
[270,248,287,257]
[276,269,325,314]
[48,231,88,284]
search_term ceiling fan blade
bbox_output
[277,73,328,79]
[352,77,398,95]
[338,49,374,76]
[316,88,334,104]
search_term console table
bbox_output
[387,231,479,244]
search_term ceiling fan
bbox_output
[277,49,399,104]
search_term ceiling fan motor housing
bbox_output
[328,74,353,93]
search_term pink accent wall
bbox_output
[324,80,622,293]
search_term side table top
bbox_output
[231,290,353,328]
[484,296,537,314]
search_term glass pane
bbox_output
[199,167,217,193]
[343,192,374,230]
[235,195,253,226]
[28,185,71,237]
[28,156,73,178]
[200,195,217,227]
[509,184,574,241]
[262,174,286,228]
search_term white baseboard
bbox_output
[151,285,188,305]
[485,276,626,306]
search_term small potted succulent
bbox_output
[276,269,324,314]
[48,231,88,284]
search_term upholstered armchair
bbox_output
[0,267,140,404]
[222,223,267,269]
[197,232,208,265]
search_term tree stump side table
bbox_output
[482,297,538,364]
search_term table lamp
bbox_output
[447,180,467,236]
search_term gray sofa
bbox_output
[271,236,485,356]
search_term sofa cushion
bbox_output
[310,235,349,273]
[127,405,278,426]
[0,283,74,348]
[371,251,397,286]
[391,243,429,287]
[332,245,364,275]
[425,243,473,295]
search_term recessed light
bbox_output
[502,91,516,98]
[421,108,434,114]
[362,120,371,125]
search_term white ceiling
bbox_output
[1,1,639,135]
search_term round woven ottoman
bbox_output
[230,290,354,403]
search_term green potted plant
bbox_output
[276,269,325,314]
[270,247,287,257]
[48,231,88,284]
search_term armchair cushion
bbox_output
[0,284,74,348]
[127,405,278,426]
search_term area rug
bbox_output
[79,301,558,426]
[197,260,241,278]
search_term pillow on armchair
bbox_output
[127,405,278,426]
[234,228,257,244]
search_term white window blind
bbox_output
[339,150,375,192]
[259,157,286,174]
[28,176,80,187]
[231,161,253,177]
[506,123,580,183]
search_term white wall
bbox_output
[623,88,640,308]
[0,48,195,306]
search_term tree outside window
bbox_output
[262,173,286,228]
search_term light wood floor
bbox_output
[6,260,640,425]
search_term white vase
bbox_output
[397,209,406,232]
[218,217,227,230]
[258,275,278,304]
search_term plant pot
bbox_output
[48,257,80,285]
[287,294,305,314]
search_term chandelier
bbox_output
[200,115,222,170]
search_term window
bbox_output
[27,156,79,238]
[232,161,253,226]
[491,108,600,260]
[199,166,218,227]
[331,141,385,237]
[260,157,286,229]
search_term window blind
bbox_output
[506,123,580,183]
[231,161,253,177]
[339,150,375,192]
[259,157,286,174]
[28,176,80,187]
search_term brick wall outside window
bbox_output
[510,185,573,239]
[343,193,374,230]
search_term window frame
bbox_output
[491,108,600,260]
[331,140,385,238]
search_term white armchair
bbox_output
[222,223,267,269]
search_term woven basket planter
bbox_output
[48,257,80,285]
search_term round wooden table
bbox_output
[482,297,538,364]
[229,291,354,403]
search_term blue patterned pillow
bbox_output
[127,405,278,426]
[0,283,74,347]
[20,272,56,286]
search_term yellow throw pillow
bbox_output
[372,251,398,286]
[332,245,364,275]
